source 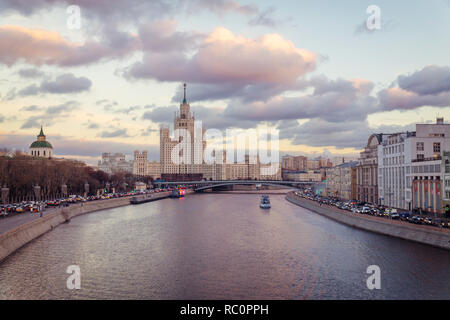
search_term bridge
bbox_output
[154,180,313,192]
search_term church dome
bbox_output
[30,126,53,149]
[30,140,53,148]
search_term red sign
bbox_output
[424,181,428,193]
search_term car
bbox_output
[362,206,371,214]
[390,213,400,220]
[399,212,410,221]
[410,216,423,224]
[15,207,25,213]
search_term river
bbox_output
[0,193,449,299]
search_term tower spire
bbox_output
[39,125,44,137]
[183,83,187,104]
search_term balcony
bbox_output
[412,155,442,163]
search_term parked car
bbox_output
[410,216,423,224]
[390,213,400,220]
[399,212,410,221]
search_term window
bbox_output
[433,142,441,153]
[417,154,424,161]
[416,142,424,151]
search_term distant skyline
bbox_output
[1,0,450,165]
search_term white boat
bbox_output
[260,195,271,209]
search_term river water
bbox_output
[0,193,449,299]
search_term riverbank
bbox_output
[286,192,450,250]
[212,189,292,195]
[0,192,171,262]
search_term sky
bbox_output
[0,0,449,165]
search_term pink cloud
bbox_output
[0,25,136,66]
[126,27,316,86]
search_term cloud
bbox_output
[20,101,79,129]
[139,19,204,53]
[140,126,158,137]
[12,73,92,99]
[142,104,273,130]
[126,27,316,86]
[1,88,17,101]
[84,121,100,129]
[0,114,4,123]
[0,0,173,20]
[20,105,42,112]
[0,0,263,25]
[17,68,46,78]
[397,65,450,95]
[0,25,132,67]
[40,73,92,94]
[223,76,379,123]
[17,84,40,97]
[277,118,416,149]
[378,65,450,110]
[142,106,177,123]
[185,0,257,16]
[248,6,282,27]
[378,88,450,111]
[99,128,130,138]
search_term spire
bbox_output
[39,125,45,137]
[183,83,187,104]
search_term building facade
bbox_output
[378,118,450,212]
[443,151,450,216]
[160,83,205,177]
[326,161,358,200]
[356,134,386,204]
[284,170,323,182]
[98,153,133,175]
[133,150,161,179]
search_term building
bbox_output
[284,170,323,182]
[282,155,331,172]
[332,156,358,167]
[135,182,147,191]
[160,83,281,181]
[378,117,450,213]
[29,126,53,159]
[282,155,294,170]
[160,83,205,177]
[98,153,133,175]
[356,134,387,204]
[133,151,161,179]
[443,151,450,217]
[326,161,358,200]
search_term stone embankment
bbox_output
[0,192,171,262]
[286,192,450,250]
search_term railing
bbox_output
[412,155,442,163]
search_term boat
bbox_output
[260,195,271,209]
[170,189,185,198]
[130,194,155,204]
